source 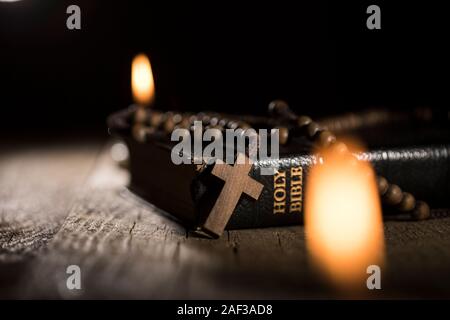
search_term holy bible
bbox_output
[108,107,450,235]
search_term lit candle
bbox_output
[305,141,385,293]
[131,53,155,141]
[132,53,155,107]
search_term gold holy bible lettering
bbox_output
[273,166,303,214]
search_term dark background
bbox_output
[0,0,448,135]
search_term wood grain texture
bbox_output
[1,141,450,299]
[0,142,101,297]
[0,145,99,258]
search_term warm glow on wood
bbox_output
[305,142,385,290]
[132,53,155,106]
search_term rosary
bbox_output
[130,100,432,222]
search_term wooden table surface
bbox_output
[1,137,450,299]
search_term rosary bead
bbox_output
[173,113,182,124]
[218,118,229,127]
[201,115,211,124]
[330,141,348,154]
[164,111,174,120]
[377,176,389,195]
[189,115,198,123]
[239,122,251,130]
[384,184,403,206]
[150,112,163,127]
[132,124,147,142]
[317,130,336,147]
[398,192,416,212]
[306,122,321,138]
[227,121,239,130]
[135,107,147,123]
[276,126,289,145]
[179,117,191,129]
[268,99,290,115]
[164,117,175,133]
[209,117,219,126]
[297,116,312,128]
[412,201,431,220]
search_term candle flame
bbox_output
[305,142,385,291]
[132,53,155,106]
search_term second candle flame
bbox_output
[132,53,155,106]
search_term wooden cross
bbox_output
[202,153,264,237]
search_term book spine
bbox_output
[225,145,450,229]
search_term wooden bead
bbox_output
[201,115,211,124]
[173,113,182,124]
[384,184,403,206]
[306,122,321,138]
[268,100,289,115]
[164,117,175,133]
[317,130,336,147]
[276,126,289,145]
[150,112,163,127]
[163,111,173,121]
[398,192,415,212]
[377,176,389,195]
[165,113,184,132]
[297,116,312,128]
[330,141,348,154]
[218,118,229,127]
[135,107,147,123]
[189,115,198,123]
[239,122,251,130]
[132,124,146,142]
[179,117,191,129]
[227,121,239,130]
[209,117,219,126]
[412,201,430,220]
